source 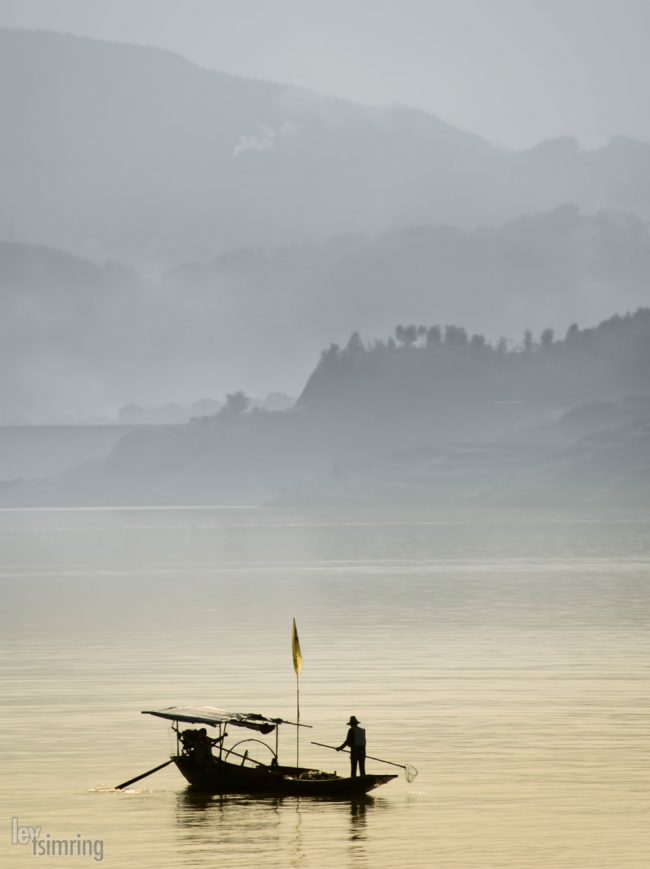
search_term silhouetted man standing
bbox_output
[337,715,366,777]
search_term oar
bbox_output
[115,759,174,790]
[311,741,419,782]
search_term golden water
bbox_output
[1,509,648,867]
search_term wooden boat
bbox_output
[142,706,397,797]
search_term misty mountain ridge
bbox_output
[3,203,649,423]
[3,28,650,267]
[167,203,650,342]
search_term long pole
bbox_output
[312,740,405,768]
[296,671,300,767]
[292,618,303,769]
[310,741,419,778]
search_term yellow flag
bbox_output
[292,618,302,675]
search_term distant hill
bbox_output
[297,309,650,437]
[1,309,648,509]
[0,28,494,265]
[0,242,142,421]
[2,204,650,422]
[3,29,650,265]
[278,397,650,510]
[166,204,650,346]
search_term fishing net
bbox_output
[404,764,418,783]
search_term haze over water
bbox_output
[1,507,648,868]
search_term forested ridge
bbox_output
[300,309,650,424]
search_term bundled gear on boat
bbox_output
[180,727,227,761]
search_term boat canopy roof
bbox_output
[142,706,281,733]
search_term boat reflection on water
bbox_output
[176,790,284,816]
[174,788,390,856]
[177,789,387,813]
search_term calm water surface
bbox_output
[1,508,649,868]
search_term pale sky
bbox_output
[1,0,649,148]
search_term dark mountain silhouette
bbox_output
[3,28,650,266]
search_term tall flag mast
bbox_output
[291,618,302,767]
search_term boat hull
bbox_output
[173,755,396,797]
